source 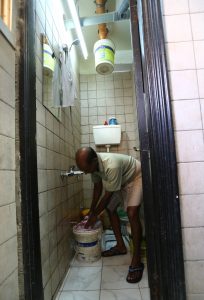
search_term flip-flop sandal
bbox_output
[126,263,144,283]
[102,247,127,257]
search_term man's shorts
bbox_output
[107,161,143,212]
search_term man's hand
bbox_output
[84,212,97,229]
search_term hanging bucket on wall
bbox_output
[93,39,115,75]
[43,43,55,76]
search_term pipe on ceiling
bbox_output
[117,0,129,19]
[95,0,108,39]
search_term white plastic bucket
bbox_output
[93,39,115,75]
[73,222,102,262]
[43,43,55,75]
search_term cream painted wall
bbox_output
[161,0,204,299]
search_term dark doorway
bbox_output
[130,0,186,299]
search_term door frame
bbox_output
[17,0,44,299]
[130,0,186,299]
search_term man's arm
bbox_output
[93,190,113,216]
[85,190,113,228]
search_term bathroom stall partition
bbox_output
[130,0,186,299]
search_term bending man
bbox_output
[75,147,144,283]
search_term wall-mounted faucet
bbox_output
[60,166,84,179]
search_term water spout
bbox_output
[60,166,84,178]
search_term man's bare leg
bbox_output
[102,209,126,256]
[126,205,144,283]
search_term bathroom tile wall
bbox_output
[162,0,204,298]
[80,72,140,208]
[35,1,82,299]
[0,33,19,298]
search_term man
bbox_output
[75,147,144,283]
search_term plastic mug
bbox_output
[109,117,118,125]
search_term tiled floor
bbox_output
[56,252,150,300]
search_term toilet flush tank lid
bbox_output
[93,125,121,145]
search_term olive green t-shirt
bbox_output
[91,153,138,192]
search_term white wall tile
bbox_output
[124,97,133,105]
[81,108,88,117]
[187,294,204,300]
[200,99,204,128]
[166,42,195,70]
[163,15,192,42]
[80,91,88,100]
[97,107,106,115]
[169,70,199,99]
[36,100,46,126]
[88,82,96,91]
[180,194,204,227]
[0,204,17,245]
[105,89,114,98]
[97,89,106,98]
[88,90,97,99]
[116,105,125,114]
[125,105,134,114]
[97,98,106,107]
[88,75,96,82]
[89,115,98,125]
[114,79,123,89]
[185,261,204,293]
[124,88,133,97]
[194,41,204,69]
[0,68,15,108]
[45,110,54,132]
[172,100,202,130]
[105,81,114,89]
[38,170,48,193]
[81,134,89,144]
[37,146,47,169]
[197,70,204,98]
[0,136,15,170]
[81,100,88,108]
[191,13,204,40]
[125,114,135,123]
[81,125,89,134]
[0,171,15,206]
[0,269,19,300]
[0,101,15,138]
[37,123,46,147]
[0,35,15,78]
[189,0,204,13]
[80,75,88,82]
[104,106,114,116]
[81,116,88,126]
[96,81,105,90]
[178,162,204,194]
[123,79,132,88]
[162,0,189,15]
[89,99,97,107]
[39,192,48,217]
[80,82,87,91]
[183,228,204,260]
[89,107,97,116]
[175,130,204,162]
[0,236,18,284]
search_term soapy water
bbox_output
[73,216,101,233]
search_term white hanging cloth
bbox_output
[61,50,75,107]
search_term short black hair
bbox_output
[86,147,97,164]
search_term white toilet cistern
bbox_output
[93,122,121,152]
